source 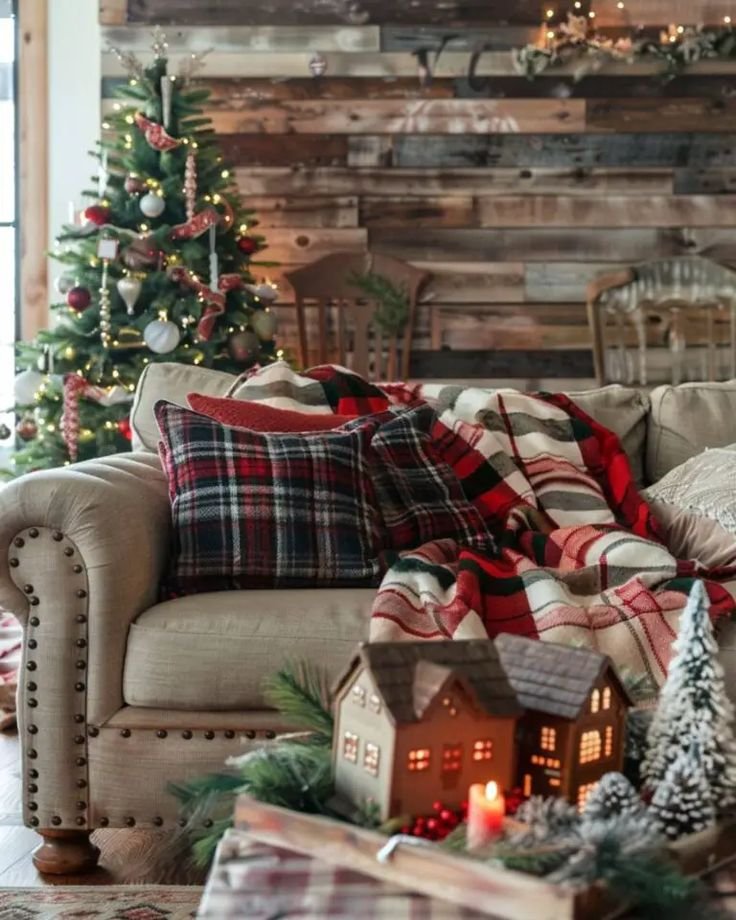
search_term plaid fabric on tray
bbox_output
[199,830,484,919]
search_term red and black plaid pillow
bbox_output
[155,401,384,592]
[369,406,496,553]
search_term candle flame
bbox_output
[485,781,498,800]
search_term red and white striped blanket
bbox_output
[369,382,736,689]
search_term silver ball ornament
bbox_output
[252,310,278,341]
[140,192,166,219]
[144,318,181,354]
[14,369,45,405]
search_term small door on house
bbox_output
[441,742,463,789]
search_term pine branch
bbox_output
[261,661,334,742]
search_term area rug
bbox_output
[0,885,202,918]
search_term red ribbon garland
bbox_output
[167,266,227,340]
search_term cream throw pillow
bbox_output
[645,447,736,567]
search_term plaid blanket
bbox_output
[237,363,736,688]
[369,384,736,688]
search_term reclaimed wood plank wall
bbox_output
[99,0,736,384]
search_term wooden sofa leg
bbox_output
[32,829,100,875]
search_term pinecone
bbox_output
[583,772,642,821]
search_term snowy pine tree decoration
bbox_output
[583,772,643,821]
[649,747,715,840]
[642,580,736,810]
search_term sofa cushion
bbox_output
[648,499,736,568]
[123,589,374,710]
[647,381,736,484]
[131,363,235,452]
[156,401,383,590]
[566,385,650,488]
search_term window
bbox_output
[442,743,462,773]
[472,739,493,762]
[604,725,613,758]
[590,689,600,713]
[540,726,556,751]
[364,742,380,776]
[369,693,381,713]
[407,748,431,771]
[352,685,366,707]
[523,773,532,797]
[577,782,597,810]
[602,687,611,710]
[579,730,602,764]
[343,732,359,763]
[0,3,16,467]
[549,777,561,787]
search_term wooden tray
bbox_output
[235,796,736,920]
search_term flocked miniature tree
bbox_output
[642,580,736,810]
[649,747,715,840]
[582,773,642,821]
[7,29,279,474]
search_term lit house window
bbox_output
[369,693,382,713]
[442,696,458,717]
[602,687,611,710]
[472,739,493,761]
[408,748,431,771]
[540,727,556,751]
[442,744,462,772]
[577,782,597,810]
[604,725,613,757]
[364,742,380,776]
[343,732,359,763]
[590,689,600,713]
[352,685,366,706]
[579,730,602,764]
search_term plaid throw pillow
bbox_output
[370,406,496,553]
[155,401,383,591]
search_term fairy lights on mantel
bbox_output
[517,3,736,81]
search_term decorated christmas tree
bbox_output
[8,29,279,474]
[642,580,736,809]
[649,747,715,841]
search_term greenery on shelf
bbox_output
[514,15,736,82]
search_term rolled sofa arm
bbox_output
[0,451,171,830]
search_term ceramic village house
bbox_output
[332,636,631,820]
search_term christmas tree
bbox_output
[642,580,736,809]
[8,29,279,474]
[582,772,643,822]
[649,747,715,840]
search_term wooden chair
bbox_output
[284,252,429,380]
[587,256,736,387]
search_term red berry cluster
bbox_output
[504,786,526,816]
[400,800,468,842]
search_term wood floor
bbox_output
[0,728,201,886]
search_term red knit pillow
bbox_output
[186,393,356,432]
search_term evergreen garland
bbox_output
[514,15,736,82]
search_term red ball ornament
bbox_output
[117,418,132,441]
[237,235,258,255]
[16,416,38,441]
[67,286,92,312]
[84,204,111,226]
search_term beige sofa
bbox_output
[3,363,736,872]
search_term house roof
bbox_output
[334,636,633,725]
[334,639,524,725]
[495,633,633,720]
